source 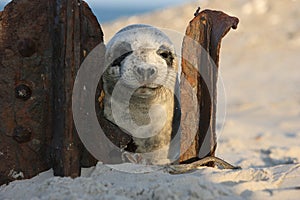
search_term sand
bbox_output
[1,0,300,199]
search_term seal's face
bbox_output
[104,25,177,98]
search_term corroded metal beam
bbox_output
[180,9,239,164]
[0,0,103,185]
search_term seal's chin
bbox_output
[134,84,162,98]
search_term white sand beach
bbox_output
[1,0,300,199]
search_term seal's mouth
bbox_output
[140,83,161,89]
[134,84,162,98]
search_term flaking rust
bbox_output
[180,8,239,164]
[0,0,103,185]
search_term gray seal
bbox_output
[102,24,179,164]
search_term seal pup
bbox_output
[102,24,179,164]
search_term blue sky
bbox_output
[0,0,10,8]
[0,0,195,22]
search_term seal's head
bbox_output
[103,24,177,98]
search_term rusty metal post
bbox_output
[50,0,84,178]
[0,0,103,185]
[49,0,103,177]
[180,9,239,164]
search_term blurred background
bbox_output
[0,0,196,23]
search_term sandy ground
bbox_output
[1,0,300,199]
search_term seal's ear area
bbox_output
[157,45,175,67]
[193,10,239,65]
[110,41,133,67]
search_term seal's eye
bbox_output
[157,45,174,67]
[111,41,133,67]
[111,51,133,67]
[159,52,170,59]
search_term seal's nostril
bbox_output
[145,67,157,80]
[137,67,144,76]
[149,68,156,76]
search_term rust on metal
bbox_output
[180,9,239,164]
[13,126,32,143]
[194,7,201,17]
[50,0,103,177]
[15,84,32,100]
[17,38,36,57]
[0,0,103,185]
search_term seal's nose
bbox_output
[135,66,157,82]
